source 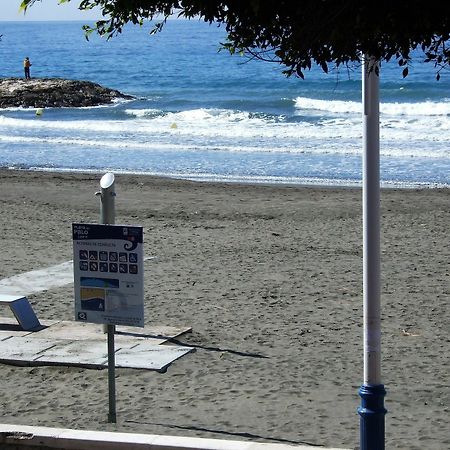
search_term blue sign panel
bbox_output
[73,223,144,327]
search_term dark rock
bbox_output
[0,77,134,108]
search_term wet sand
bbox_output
[0,169,448,449]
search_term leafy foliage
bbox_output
[21,0,450,78]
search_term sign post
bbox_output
[73,173,144,424]
[98,173,117,424]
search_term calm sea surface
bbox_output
[0,20,449,186]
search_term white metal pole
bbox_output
[362,56,381,385]
[359,55,386,450]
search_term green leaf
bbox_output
[19,0,32,12]
[402,67,408,78]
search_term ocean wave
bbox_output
[124,108,164,118]
[0,112,342,140]
[0,115,131,132]
[1,105,449,160]
[124,107,285,123]
[6,166,449,189]
[1,133,448,159]
[295,97,450,116]
[0,98,131,113]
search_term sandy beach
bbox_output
[0,169,448,449]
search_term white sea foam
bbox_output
[0,99,130,113]
[1,131,448,159]
[0,112,348,140]
[1,104,449,160]
[125,107,276,123]
[294,97,450,116]
[124,108,162,117]
[18,166,450,189]
[4,105,449,144]
[0,115,130,132]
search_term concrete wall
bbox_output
[0,424,347,450]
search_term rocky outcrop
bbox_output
[0,78,133,108]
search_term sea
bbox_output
[0,20,449,187]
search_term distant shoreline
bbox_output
[1,167,448,190]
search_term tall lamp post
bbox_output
[358,55,387,450]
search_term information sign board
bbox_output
[73,223,144,327]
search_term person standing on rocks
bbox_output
[23,57,32,79]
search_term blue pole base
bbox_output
[358,384,387,450]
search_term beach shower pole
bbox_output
[358,56,387,450]
[97,172,117,424]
